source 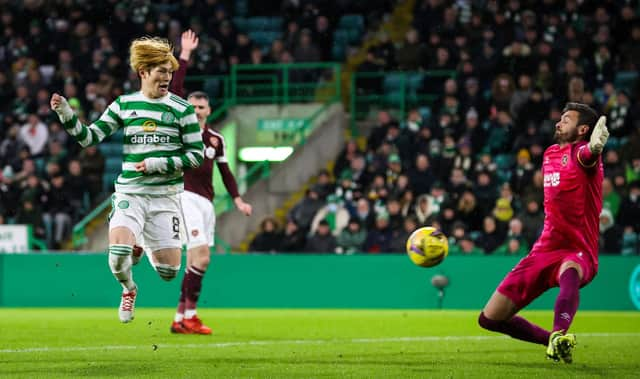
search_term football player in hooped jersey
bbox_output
[478,103,609,363]
[51,37,204,323]
[163,30,252,334]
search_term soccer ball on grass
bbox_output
[406,226,449,268]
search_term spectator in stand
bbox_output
[42,175,72,249]
[364,212,393,253]
[409,153,436,196]
[250,217,282,253]
[304,219,337,253]
[78,146,105,204]
[599,208,623,254]
[336,218,366,254]
[390,216,418,253]
[288,186,324,233]
[65,160,89,221]
[279,219,306,253]
[19,114,48,157]
[449,234,484,255]
[619,180,640,233]
[477,216,504,254]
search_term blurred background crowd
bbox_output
[0,0,638,252]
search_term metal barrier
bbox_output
[350,70,456,130]
[70,63,342,250]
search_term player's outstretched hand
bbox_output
[179,29,199,60]
[135,158,167,174]
[589,116,609,155]
[234,198,253,216]
[50,93,74,122]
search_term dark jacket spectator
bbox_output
[336,219,366,254]
[250,217,282,253]
[304,220,337,253]
[279,219,307,253]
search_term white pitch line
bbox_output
[1,333,639,354]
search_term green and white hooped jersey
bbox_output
[62,91,204,195]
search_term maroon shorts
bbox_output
[496,247,597,309]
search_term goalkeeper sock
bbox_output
[479,312,550,345]
[553,268,580,333]
[108,244,136,291]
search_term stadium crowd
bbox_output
[0,0,637,253]
[249,0,640,255]
[0,0,381,248]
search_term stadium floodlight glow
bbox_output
[238,147,294,162]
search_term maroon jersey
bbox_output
[533,141,603,268]
[184,128,237,201]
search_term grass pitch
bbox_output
[1,309,639,378]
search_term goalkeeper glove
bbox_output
[51,95,75,123]
[588,116,609,155]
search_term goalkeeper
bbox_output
[50,37,204,323]
[478,102,609,363]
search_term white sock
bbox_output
[185,309,197,319]
[174,313,184,322]
[109,244,136,291]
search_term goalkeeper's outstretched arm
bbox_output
[577,115,609,168]
[50,93,121,147]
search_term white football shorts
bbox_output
[109,192,183,251]
[180,190,215,249]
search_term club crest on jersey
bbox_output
[191,229,199,237]
[161,112,175,123]
[205,146,216,159]
[562,154,568,166]
[142,120,157,132]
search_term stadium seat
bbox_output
[102,172,119,193]
[408,73,424,92]
[232,17,248,32]
[332,43,346,61]
[98,143,123,158]
[383,73,406,92]
[248,31,282,48]
[614,71,638,92]
[247,17,283,32]
[338,15,364,31]
[384,91,404,107]
[105,157,122,174]
[494,154,514,170]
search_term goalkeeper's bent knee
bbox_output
[155,263,181,281]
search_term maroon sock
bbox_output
[479,312,550,345]
[553,268,580,332]
[184,265,205,310]
[176,273,187,315]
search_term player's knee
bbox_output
[156,264,180,281]
[108,245,133,271]
[196,254,211,270]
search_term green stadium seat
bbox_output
[614,71,638,92]
[233,17,248,32]
[234,0,248,16]
[338,15,364,31]
[34,157,46,175]
[105,157,122,174]
[247,17,283,31]
[248,31,281,48]
[97,143,122,158]
[102,172,119,193]
[408,73,424,92]
[494,154,514,170]
[332,42,346,61]
[383,73,405,92]
[384,91,404,107]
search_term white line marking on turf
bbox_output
[1,333,639,354]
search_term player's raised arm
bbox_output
[578,116,609,168]
[50,93,122,147]
[170,29,199,98]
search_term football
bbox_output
[406,226,449,268]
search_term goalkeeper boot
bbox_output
[119,287,137,323]
[554,332,577,363]
[131,245,144,265]
[546,331,577,363]
[183,316,212,335]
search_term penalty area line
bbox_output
[1,333,640,354]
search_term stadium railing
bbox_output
[350,70,456,130]
[70,63,342,251]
